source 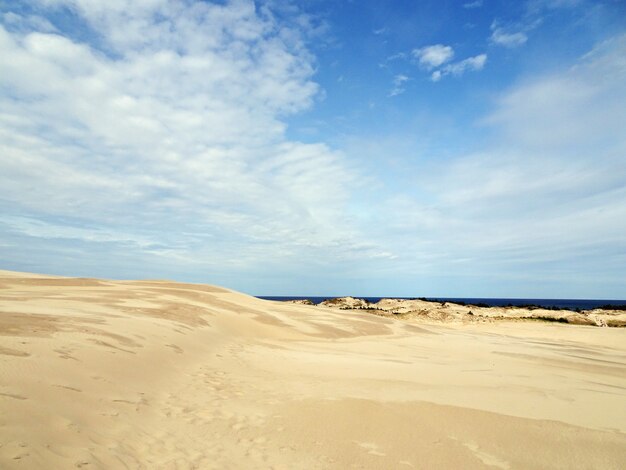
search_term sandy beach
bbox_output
[1,269,625,469]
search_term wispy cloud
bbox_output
[491,0,583,49]
[389,74,410,96]
[386,52,408,61]
[490,27,528,47]
[489,20,530,48]
[1,11,57,33]
[463,0,483,9]
[431,54,487,81]
[526,0,583,14]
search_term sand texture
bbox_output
[1,270,625,469]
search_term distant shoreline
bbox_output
[261,295,626,327]
[258,296,626,312]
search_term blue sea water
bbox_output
[257,296,626,311]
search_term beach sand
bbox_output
[1,269,625,469]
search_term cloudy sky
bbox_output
[1,0,625,298]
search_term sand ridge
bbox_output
[1,270,625,468]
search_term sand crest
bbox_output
[1,270,625,468]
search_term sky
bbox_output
[1,0,625,298]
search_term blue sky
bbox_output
[1,0,625,298]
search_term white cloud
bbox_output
[0,0,389,283]
[1,2,624,297]
[411,44,486,82]
[490,27,528,47]
[431,53,487,81]
[412,44,454,69]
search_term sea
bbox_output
[257,296,626,311]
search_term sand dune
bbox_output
[315,296,626,327]
[1,270,625,469]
